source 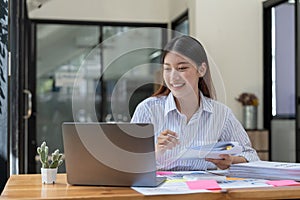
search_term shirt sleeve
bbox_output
[220,108,260,162]
[130,101,152,123]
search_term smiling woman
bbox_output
[131,35,260,171]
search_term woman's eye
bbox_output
[178,66,188,71]
[163,67,171,71]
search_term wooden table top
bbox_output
[1,174,300,200]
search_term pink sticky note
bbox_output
[156,171,174,176]
[266,180,300,187]
[186,180,221,190]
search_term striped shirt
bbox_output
[131,92,260,171]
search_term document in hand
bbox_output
[180,141,243,160]
[228,161,300,181]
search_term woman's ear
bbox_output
[198,63,207,77]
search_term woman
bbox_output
[131,35,259,171]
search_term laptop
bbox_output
[62,122,166,187]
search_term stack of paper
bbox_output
[180,141,243,160]
[228,161,300,181]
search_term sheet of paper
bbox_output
[266,180,300,187]
[132,179,213,195]
[218,179,272,189]
[157,171,207,180]
[183,173,227,182]
[186,180,221,190]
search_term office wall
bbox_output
[28,0,169,22]
[193,0,263,128]
[166,0,263,128]
[168,0,196,35]
[27,0,264,128]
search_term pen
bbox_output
[167,134,179,140]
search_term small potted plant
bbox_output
[37,141,63,184]
[236,92,259,130]
[235,92,259,107]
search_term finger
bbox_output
[206,159,230,170]
[205,160,228,170]
[205,158,228,165]
[162,129,179,139]
[157,130,180,152]
[206,158,221,165]
[157,144,167,153]
[161,130,170,136]
[219,154,230,160]
[166,134,180,145]
[217,164,229,170]
[157,138,173,150]
[219,154,233,164]
[165,139,178,149]
[167,136,180,145]
[160,131,179,145]
[157,135,169,145]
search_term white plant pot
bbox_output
[41,168,58,184]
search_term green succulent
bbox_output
[37,141,63,169]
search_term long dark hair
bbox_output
[153,35,216,99]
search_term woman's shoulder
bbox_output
[203,96,232,112]
[138,95,167,107]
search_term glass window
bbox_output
[34,24,165,172]
[172,11,189,37]
[271,2,295,117]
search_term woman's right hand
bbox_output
[156,129,180,155]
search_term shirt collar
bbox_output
[200,92,213,114]
[164,93,177,116]
[164,92,213,116]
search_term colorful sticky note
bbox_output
[156,171,174,176]
[226,177,245,181]
[166,179,186,183]
[186,180,221,190]
[266,180,300,187]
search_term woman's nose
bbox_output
[170,69,180,80]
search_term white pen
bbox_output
[167,134,179,140]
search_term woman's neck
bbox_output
[175,93,200,122]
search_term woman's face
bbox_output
[163,52,203,99]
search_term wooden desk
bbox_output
[2,174,300,200]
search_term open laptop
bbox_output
[62,122,166,187]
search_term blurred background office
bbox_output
[1,0,299,193]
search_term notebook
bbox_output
[62,122,166,187]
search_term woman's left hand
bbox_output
[205,155,247,170]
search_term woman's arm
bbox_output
[205,108,259,169]
[205,155,247,170]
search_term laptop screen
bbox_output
[62,122,164,186]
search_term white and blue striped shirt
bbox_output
[131,92,260,171]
